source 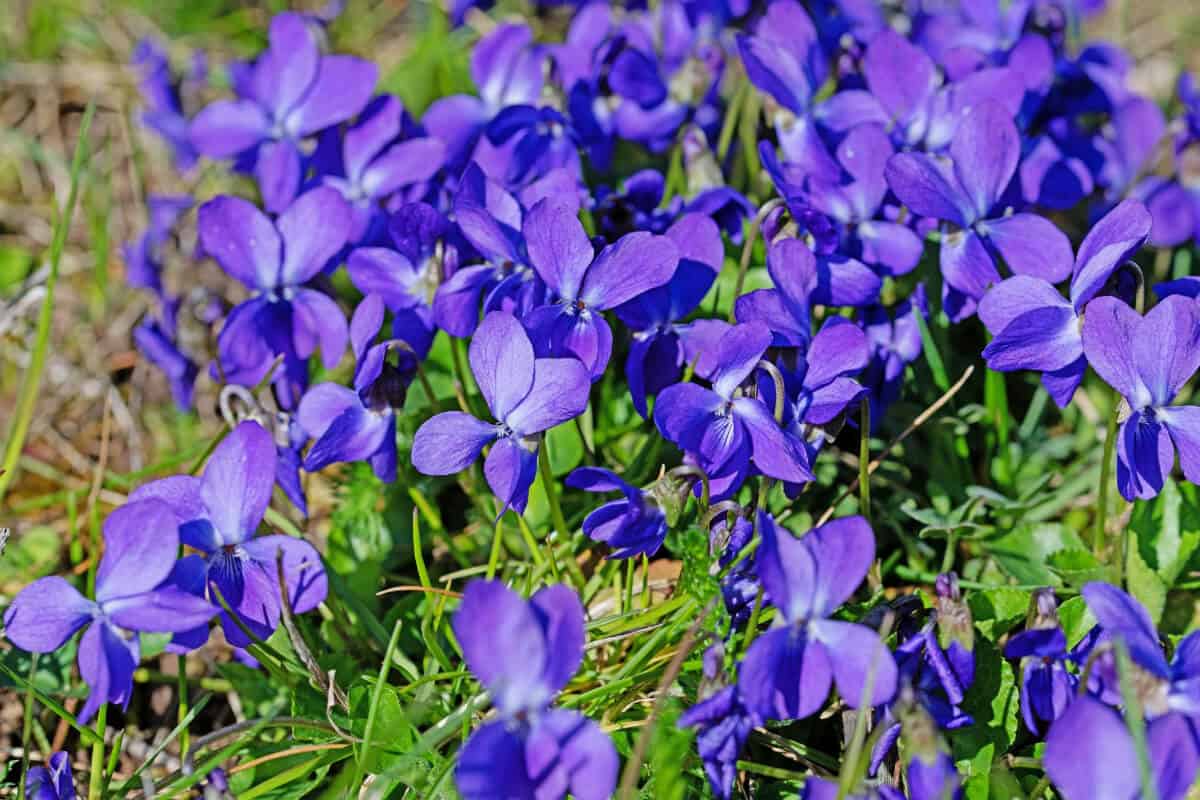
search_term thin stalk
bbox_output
[485,510,505,580]
[728,200,783,321]
[19,653,38,800]
[1115,640,1159,800]
[87,705,106,800]
[538,438,571,543]
[1094,392,1120,566]
[177,655,189,756]
[837,615,894,799]
[351,618,404,789]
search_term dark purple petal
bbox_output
[1043,356,1088,408]
[455,720,535,799]
[712,322,773,400]
[1116,410,1174,501]
[342,95,402,181]
[811,619,898,708]
[523,198,593,299]
[484,435,539,515]
[3,577,93,653]
[297,383,359,440]
[456,205,520,266]
[813,255,882,307]
[757,510,817,622]
[199,420,276,546]
[505,357,591,435]
[470,310,535,420]
[291,288,349,371]
[738,627,832,721]
[302,405,392,471]
[1081,582,1170,677]
[197,195,280,290]
[736,34,808,114]
[733,397,813,483]
[654,382,723,454]
[1005,627,1067,659]
[985,213,1073,283]
[941,230,1001,301]
[411,412,498,475]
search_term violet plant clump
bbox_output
[7,0,1200,797]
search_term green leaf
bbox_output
[547,421,584,476]
[1126,526,1168,625]
[0,245,33,296]
[1047,547,1113,587]
[951,639,1019,761]
[1057,596,1096,649]
[1130,479,1200,587]
[985,523,1084,585]
[967,588,1029,638]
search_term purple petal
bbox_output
[805,377,866,425]
[1148,712,1200,800]
[297,382,359,440]
[291,288,348,371]
[1044,696,1139,800]
[1043,357,1088,408]
[1116,411,1174,501]
[733,397,813,483]
[214,551,282,648]
[580,232,678,310]
[105,588,216,633]
[469,310,535,421]
[128,475,206,532]
[978,275,1070,334]
[736,34,808,114]
[810,620,898,709]
[472,23,542,110]
[982,307,1082,372]
[523,198,594,299]
[95,499,181,602]
[1071,200,1152,309]
[712,322,773,400]
[361,138,447,197]
[286,55,378,137]
[456,720,535,799]
[350,293,386,360]
[857,221,923,276]
[524,305,614,380]
[885,153,970,226]
[527,709,619,800]
[189,99,269,158]
[277,187,352,286]
[255,139,302,215]
[1134,295,1200,406]
[941,230,1000,301]
[1164,406,1200,486]
[504,357,591,435]
[738,627,832,721]
[197,195,280,290]
[529,584,585,697]
[804,515,875,618]
[1080,296,1149,405]
[199,420,276,546]
[302,405,391,471]
[342,95,402,182]
[805,317,869,389]
[252,13,319,116]
[863,29,937,124]
[985,213,1073,284]
[3,576,93,653]
[484,436,539,515]
[1082,581,1170,677]
[411,412,498,475]
[950,102,1019,220]
[456,204,520,265]
[242,534,327,614]
[757,510,817,623]
[654,382,723,454]
[76,622,138,724]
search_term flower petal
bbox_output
[197,195,280,290]
[950,102,1019,220]
[469,310,535,420]
[985,213,1073,284]
[738,627,832,722]
[579,232,678,310]
[484,436,540,515]
[411,412,498,475]
[242,534,328,614]
[1080,296,1149,405]
[810,619,898,709]
[96,499,183,602]
[1045,696,1139,800]
[504,357,591,435]
[1133,295,1200,407]
[277,187,352,286]
[1071,199,1152,309]
[523,197,593,299]
[3,576,93,653]
[199,420,277,546]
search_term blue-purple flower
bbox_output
[26,751,74,800]
[566,467,668,559]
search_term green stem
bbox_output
[88,704,106,800]
[538,438,571,543]
[352,618,404,788]
[1094,393,1120,567]
[486,510,505,580]
[19,653,38,800]
[177,655,189,757]
[1115,640,1160,800]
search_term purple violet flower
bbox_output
[189,12,377,213]
[737,512,898,722]
[566,467,668,559]
[886,102,1073,320]
[3,500,217,723]
[980,198,1151,407]
[128,421,328,648]
[521,197,680,379]
[411,310,590,513]
[26,751,74,800]
[198,187,352,410]
[131,39,201,170]
[452,580,617,800]
[1080,296,1200,501]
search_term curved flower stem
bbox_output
[1094,392,1120,569]
[448,336,476,415]
[729,199,784,320]
[859,400,871,525]
[19,654,38,800]
[756,359,787,424]
[668,464,711,513]
[486,501,505,580]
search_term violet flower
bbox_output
[452,580,617,800]
[189,12,377,212]
[521,197,680,379]
[298,294,408,482]
[980,199,1151,407]
[411,310,590,513]
[861,286,927,427]
[612,213,723,417]
[129,421,328,648]
[655,322,813,499]
[319,95,446,245]
[1044,695,1199,800]
[198,187,352,410]
[131,39,201,170]
[1080,297,1200,501]
[678,642,760,800]
[26,751,74,800]
[134,311,199,410]
[566,467,668,559]
[3,500,216,723]
[1006,626,1077,735]
[122,194,192,297]
[886,102,1073,319]
[737,512,898,722]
